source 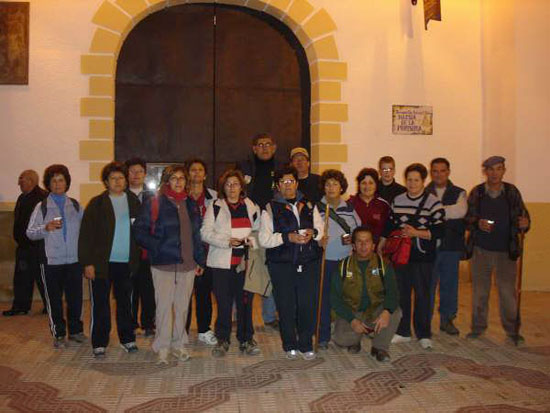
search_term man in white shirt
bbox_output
[426,158,467,335]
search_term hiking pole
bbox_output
[514,228,526,347]
[314,203,331,352]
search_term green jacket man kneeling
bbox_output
[330,226,402,361]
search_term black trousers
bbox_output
[11,246,47,311]
[269,261,318,353]
[41,263,83,338]
[186,267,213,334]
[212,268,254,343]
[395,262,433,339]
[90,263,135,348]
[131,259,156,330]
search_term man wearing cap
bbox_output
[465,156,530,343]
[290,147,321,203]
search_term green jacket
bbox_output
[330,253,399,323]
[78,191,141,278]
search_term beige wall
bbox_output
[0,0,548,289]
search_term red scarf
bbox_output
[164,187,187,202]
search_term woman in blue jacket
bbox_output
[27,164,84,348]
[133,165,205,364]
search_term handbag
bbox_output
[382,192,430,266]
[241,244,272,296]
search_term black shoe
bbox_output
[68,332,87,343]
[347,343,361,354]
[239,339,260,355]
[2,309,28,316]
[466,331,481,339]
[41,307,48,315]
[371,347,391,362]
[144,328,155,338]
[440,319,460,336]
[318,341,329,351]
[212,339,230,357]
[506,334,525,345]
[264,320,279,330]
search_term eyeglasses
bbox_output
[169,176,186,182]
[224,182,241,188]
[255,143,273,148]
[381,168,394,172]
[279,179,296,185]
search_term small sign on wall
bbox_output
[392,105,433,135]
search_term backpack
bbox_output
[40,197,80,219]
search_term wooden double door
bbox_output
[115,4,310,186]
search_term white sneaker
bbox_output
[157,348,169,365]
[391,334,412,344]
[286,349,299,360]
[301,351,316,361]
[198,330,217,346]
[171,347,190,362]
[419,338,433,349]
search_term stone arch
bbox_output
[79,0,348,204]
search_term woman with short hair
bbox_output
[27,164,84,348]
[133,165,205,364]
[317,169,361,349]
[349,168,390,243]
[201,169,261,357]
[259,166,324,360]
[378,163,445,349]
[79,161,141,358]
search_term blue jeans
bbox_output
[430,251,461,324]
[262,294,277,323]
[317,260,338,344]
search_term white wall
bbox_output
[0,0,547,204]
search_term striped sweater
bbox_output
[384,191,445,262]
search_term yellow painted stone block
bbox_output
[265,5,285,19]
[92,1,132,33]
[246,0,266,11]
[268,0,291,12]
[307,36,339,61]
[310,61,347,81]
[147,0,166,5]
[219,0,246,6]
[81,98,115,117]
[294,28,311,49]
[311,144,347,163]
[80,140,114,161]
[311,123,341,143]
[0,202,16,212]
[90,119,115,139]
[311,163,341,174]
[303,9,337,40]
[90,77,114,97]
[312,81,341,102]
[80,183,106,206]
[81,55,115,75]
[286,0,314,25]
[311,103,348,122]
[89,162,109,181]
[90,29,121,54]
[115,0,148,17]
[523,202,550,291]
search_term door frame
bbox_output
[79,0,348,205]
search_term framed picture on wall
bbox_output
[0,2,30,85]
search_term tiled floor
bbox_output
[0,280,549,412]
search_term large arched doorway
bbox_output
[115,3,310,185]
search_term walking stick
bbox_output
[314,203,331,351]
[514,229,526,347]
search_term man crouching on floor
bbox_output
[330,226,402,361]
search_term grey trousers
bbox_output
[151,267,195,353]
[471,247,518,335]
[333,307,402,351]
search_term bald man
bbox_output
[3,170,48,316]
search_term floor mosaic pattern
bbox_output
[0,283,549,412]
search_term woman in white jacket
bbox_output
[201,169,261,357]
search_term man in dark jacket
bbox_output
[237,133,283,329]
[465,156,530,343]
[290,147,321,203]
[427,158,467,335]
[377,156,406,204]
[79,162,141,358]
[125,157,156,337]
[3,170,48,316]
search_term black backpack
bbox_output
[40,197,80,219]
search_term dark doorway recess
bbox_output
[115,3,311,186]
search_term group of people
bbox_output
[3,132,531,364]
